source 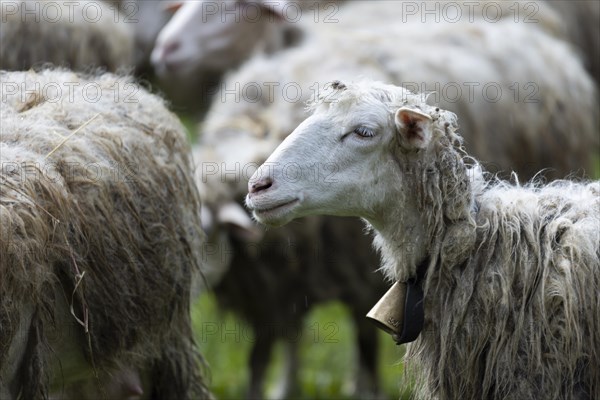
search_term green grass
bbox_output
[179,114,200,143]
[592,153,600,179]
[192,293,413,399]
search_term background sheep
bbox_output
[201,0,598,184]
[150,0,339,113]
[545,0,600,85]
[151,0,304,77]
[246,79,600,400]
[0,69,210,399]
[0,0,134,72]
[196,147,388,399]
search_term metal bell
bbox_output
[366,281,407,336]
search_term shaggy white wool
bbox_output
[247,79,599,399]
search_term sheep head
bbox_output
[246,80,456,221]
[246,80,476,278]
[151,0,290,76]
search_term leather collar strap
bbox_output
[394,258,429,345]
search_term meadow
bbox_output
[192,294,414,399]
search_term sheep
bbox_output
[201,0,598,183]
[193,2,596,396]
[0,0,134,72]
[211,212,388,399]
[0,69,210,399]
[195,146,388,399]
[151,0,305,78]
[150,0,339,112]
[545,0,600,85]
[245,79,600,400]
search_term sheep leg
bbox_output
[353,316,382,400]
[0,303,35,400]
[247,333,275,400]
[269,340,300,400]
[18,309,44,400]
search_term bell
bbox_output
[366,281,407,336]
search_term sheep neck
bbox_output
[370,212,431,283]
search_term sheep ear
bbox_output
[395,107,433,150]
[218,202,264,242]
[163,1,183,13]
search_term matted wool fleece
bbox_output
[0,69,209,399]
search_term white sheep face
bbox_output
[151,1,283,76]
[246,81,440,229]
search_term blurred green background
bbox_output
[192,294,414,400]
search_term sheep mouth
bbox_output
[251,198,300,224]
[154,59,188,76]
[153,55,198,77]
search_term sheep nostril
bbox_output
[161,41,180,60]
[249,177,273,194]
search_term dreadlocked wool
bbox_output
[408,175,600,400]
[0,69,210,399]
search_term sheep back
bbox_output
[0,69,208,399]
[413,177,600,399]
[0,0,134,72]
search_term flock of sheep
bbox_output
[0,1,598,399]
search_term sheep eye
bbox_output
[353,126,376,138]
